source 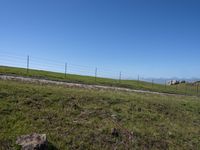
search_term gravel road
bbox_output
[0,75,187,97]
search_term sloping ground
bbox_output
[0,79,200,149]
[1,66,199,96]
[0,74,187,96]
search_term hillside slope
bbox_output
[0,66,199,96]
[0,79,199,149]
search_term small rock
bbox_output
[167,80,180,85]
[111,114,117,120]
[111,128,119,137]
[168,131,172,136]
[111,114,122,121]
[16,133,48,150]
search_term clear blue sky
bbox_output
[0,0,200,78]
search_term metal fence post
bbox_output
[185,84,187,95]
[119,71,121,83]
[27,55,29,74]
[152,79,154,89]
[65,63,67,78]
[95,67,97,82]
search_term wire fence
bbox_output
[0,52,199,96]
[0,52,139,81]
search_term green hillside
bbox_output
[0,66,199,96]
[0,79,200,149]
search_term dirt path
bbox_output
[0,75,189,97]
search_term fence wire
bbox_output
[0,53,140,81]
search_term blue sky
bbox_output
[0,0,200,79]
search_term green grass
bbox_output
[0,79,200,149]
[0,66,199,96]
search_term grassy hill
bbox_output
[0,79,200,149]
[0,66,199,96]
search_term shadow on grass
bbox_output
[48,142,59,150]
[0,139,58,150]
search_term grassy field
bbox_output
[0,79,200,149]
[0,66,200,96]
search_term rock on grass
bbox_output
[16,133,47,150]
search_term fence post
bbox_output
[152,79,154,89]
[65,63,67,78]
[165,80,167,89]
[95,67,97,82]
[27,55,29,74]
[137,75,140,87]
[197,84,199,96]
[185,84,187,95]
[119,71,121,83]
